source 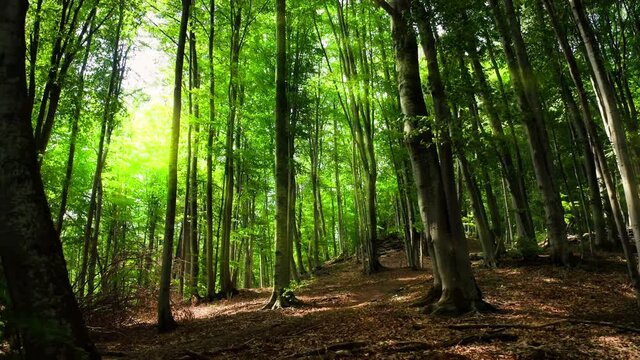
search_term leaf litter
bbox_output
[94,250,640,359]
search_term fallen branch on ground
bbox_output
[286,341,368,358]
[442,330,518,347]
[448,320,567,330]
[382,341,433,352]
[447,319,640,333]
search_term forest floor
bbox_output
[94,250,640,359]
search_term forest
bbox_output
[1,0,640,358]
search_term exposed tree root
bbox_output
[287,341,368,358]
[214,288,239,300]
[423,299,496,316]
[410,285,442,308]
[262,289,303,310]
[441,330,518,347]
[382,341,432,352]
[287,333,518,358]
[448,319,640,333]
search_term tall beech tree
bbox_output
[265,0,296,309]
[488,0,568,264]
[0,1,99,357]
[375,0,491,314]
[569,0,640,300]
[158,0,191,333]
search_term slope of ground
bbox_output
[95,251,640,359]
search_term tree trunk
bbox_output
[188,17,201,300]
[55,24,93,232]
[219,6,242,299]
[265,0,295,309]
[379,0,490,314]
[489,0,568,263]
[158,0,190,333]
[540,0,607,249]
[0,2,99,357]
[468,46,535,246]
[569,0,640,299]
[205,0,216,301]
[333,116,347,256]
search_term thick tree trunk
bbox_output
[379,0,490,314]
[0,2,99,357]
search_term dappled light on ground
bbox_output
[95,251,640,359]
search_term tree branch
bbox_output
[371,0,397,17]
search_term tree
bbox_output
[569,0,640,300]
[488,0,568,264]
[374,0,491,314]
[0,1,99,357]
[158,0,191,333]
[265,0,296,309]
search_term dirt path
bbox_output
[96,251,640,359]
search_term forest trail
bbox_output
[96,251,640,359]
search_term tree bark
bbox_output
[205,0,216,301]
[0,2,99,357]
[188,13,201,299]
[265,0,295,309]
[541,0,608,249]
[158,0,190,333]
[377,0,490,314]
[569,0,640,299]
[219,5,242,299]
[489,0,568,263]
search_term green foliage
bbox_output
[21,0,640,311]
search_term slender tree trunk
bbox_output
[468,46,535,246]
[205,0,216,301]
[77,6,124,295]
[158,0,190,333]
[144,199,158,284]
[56,28,93,232]
[86,178,103,297]
[220,6,242,298]
[569,0,640,300]
[188,16,201,299]
[27,0,44,117]
[265,0,295,309]
[489,0,568,263]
